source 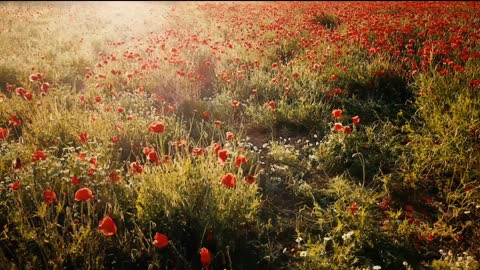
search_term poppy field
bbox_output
[1,1,480,269]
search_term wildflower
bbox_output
[0,128,9,140]
[331,109,342,119]
[268,100,276,109]
[352,115,360,125]
[221,173,236,188]
[29,74,39,82]
[147,150,159,164]
[23,92,33,100]
[71,175,79,186]
[348,202,358,214]
[218,149,229,164]
[191,148,204,156]
[199,247,211,269]
[9,114,21,126]
[98,216,117,236]
[79,132,89,143]
[44,189,57,204]
[112,135,120,144]
[231,100,240,107]
[234,154,248,167]
[109,171,121,183]
[152,233,169,249]
[226,132,235,140]
[343,126,352,134]
[10,181,20,190]
[32,150,47,162]
[75,187,93,202]
[130,161,143,174]
[148,121,165,133]
[40,82,50,91]
[245,175,256,184]
[333,123,343,132]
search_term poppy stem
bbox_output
[169,241,189,267]
[226,245,233,270]
[199,222,210,250]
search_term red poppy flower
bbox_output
[221,173,236,188]
[231,100,240,107]
[199,247,211,268]
[32,150,47,162]
[0,128,9,140]
[213,143,222,155]
[268,100,276,109]
[6,84,13,92]
[9,114,21,126]
[152,232,169,249]
[176,70,185,77]
[15,87,26,96]
[331,74,337,80]
[29,74,39,82]
[112,135,120,144]
[143,147,154,155]
[331,109,342,119]
[352,116,360,125]
[99,216,117,236]
[95,96,103,103]
[203,111,209,119]
[234,154,248,167]
[89,157,97,167]
[348,202,358,214]
[214,120,222,127]
[87,168,96,177]
[343,126,352,134]
[147,150,159,164]
[79,132,89,143]
[109,171,121,183]
[71,175,79,186]
[333,123,343,132]
[218,149,229,164]
[44,189,57,205]
[40,82,50,91]
[426,233,435,242]
[74,187,93,202]
[187,146,202,156]
[130,161,143,174]
[10,181,20,190]
[77,153,86,161]
[23,92,33,100]
[226,132,235,140]
[117,107,125,113]
[469,79,479,88]
[245,175,256,184]
[148,121,165,133]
